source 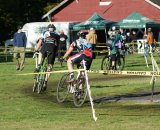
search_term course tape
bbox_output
[13,69,160,77]
[88,70,160,76]
[16,69,85,76]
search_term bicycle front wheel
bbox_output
[73,76,87,107]
[37,67,47,94]
[33,76,39,92]
[116,55,125,70]
[101,55,111,71]
[57,73,70,103]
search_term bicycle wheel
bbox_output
[37,67,47,94]
[33,75,39,92]
[116,55,125,70]
[37,79,44,94]
[73,76,87,107]
[57,73,70,103]
[101,55,111,71]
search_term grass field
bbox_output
[1,53,160,130]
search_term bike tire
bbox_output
[73,76,87,107]
[37,80,44,94]
[33,80,38,92]
[57,73,70,103]
[101,55,111,71]
[116,55,125,70]
[41,67,47,92]
[37,67,47,94]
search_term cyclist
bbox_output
[60,31,93,82]
[34,24,60,90]
[109,26,123,70]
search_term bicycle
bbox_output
[56,59,88,107]
[33,51,50,94]
[101,44,125,71]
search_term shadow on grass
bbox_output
[125,63,152,67]
[93,84,123,88]
[22,81,77,108]
[93,91,160,103]
[22,76,160,108]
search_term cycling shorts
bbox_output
[70,53,92,70]
[40,43,57,65]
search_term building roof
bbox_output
[43,0,160,22]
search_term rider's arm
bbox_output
[35,38,43,51]
[63,42,75,59]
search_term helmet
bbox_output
[112,26,116,31]
[77,30,88,39]
[48,24,56,30]
[77,32,86,39]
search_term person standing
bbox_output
[147,28,154,49]
[86,28,97,59]
[58,30,68,62]
[13,25,27,71]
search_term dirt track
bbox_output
[24,75,160,104]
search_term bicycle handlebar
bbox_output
[33,52,39,58]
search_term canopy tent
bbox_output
[72,13,113,31]
[115,11,160,29]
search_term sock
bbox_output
[70,72,74,79]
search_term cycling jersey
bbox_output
[42,31,59,45]
[71,38,93,58]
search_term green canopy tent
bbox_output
[115,11,159,29]
[72,13,114,31]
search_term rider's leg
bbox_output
[43,64,52,90]
[38,52,43,65]
[34,52,43,72]
[67,58,74,72]
[67,58,74,81]
[111,54,116,70]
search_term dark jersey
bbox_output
[42,31,60,45]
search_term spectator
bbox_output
[126,32,132,43]
[86,28,97,59]
[130,30,137,42]
[13,25,27,71]
[147,28,154,49]
[58,30,68,62]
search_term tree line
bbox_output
[0,0,62,45]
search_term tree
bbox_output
[0,0,63,45]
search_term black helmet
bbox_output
[77,31,86,39]
[48,24,56,30]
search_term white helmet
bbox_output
[112,26,116,31]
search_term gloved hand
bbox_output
[59,58,64,63]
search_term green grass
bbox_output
[1,54,160,130]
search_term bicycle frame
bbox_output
[33,52,39,68]
[33,51,50,93]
